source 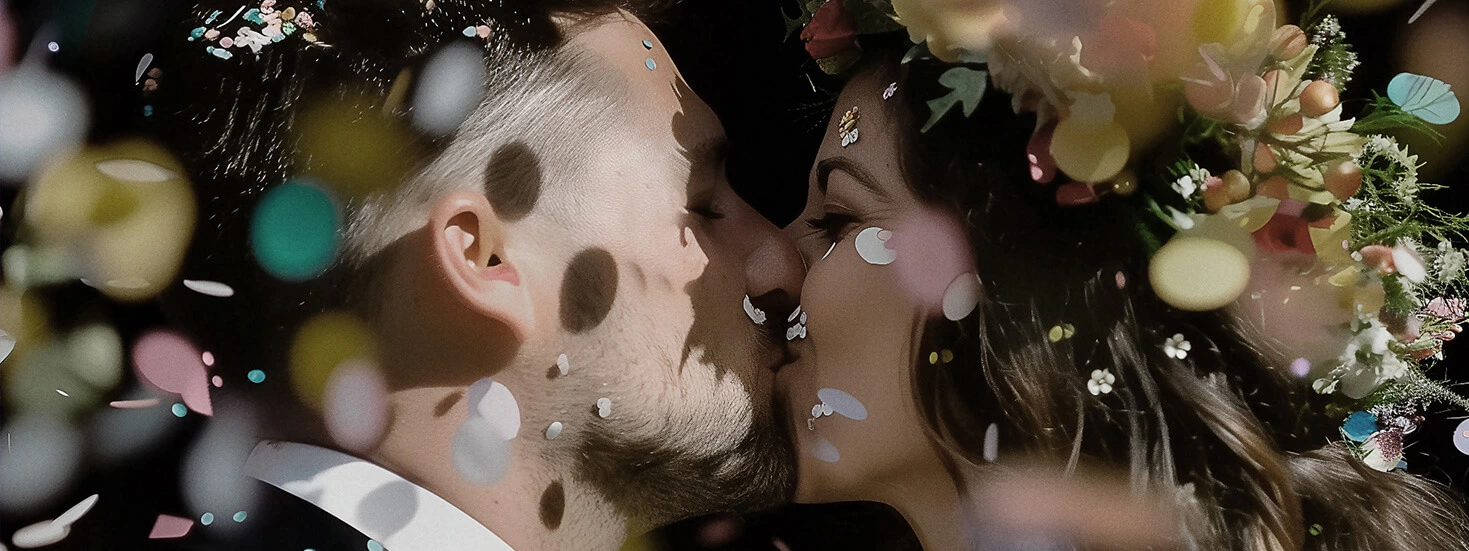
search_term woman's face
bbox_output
[778,67,978,503]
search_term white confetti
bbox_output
[11,520,69,549]
[413,43,486,135]
[545,421,563,440]
[0,67,89,180]
[816,388,868,420]
[854,227,897,265]
[596,397,612,418]
[941,272,982,321]
[53,494,99,526]
[983,423,999,462]
[182,279,235,297]
[135,53,154,83]
[555,354,570,377]
[811,435,840,463]
[94,159,178,182]
[742,295,767,326]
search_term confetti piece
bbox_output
[232,511,247,522]
[0,416,83,512]
[11,519,70,548]
[941,273,982,321]
[135,53,155,83]
[545,421,563,440]
[644,58,656,70]
[854,227,897,265]
[148,515,194,539]
[810,435,840,463]
[1387,72,1460,125]
[249,181,341,281]
[816,388,867,420]
[596,397,612,418]
[183,279,235,297]
[202,351,215,366]
[413,43,486,136]
[0,67,89,180]
[200,512,214,525]
[983,423,999,462]
[1453,419,1469,455]
[324,359,389,453]
[1290,358,1311,378]
[212,376,223,388]
[0,329,14,364]
[291,312,377,409]
[110,398,161,409]
[53,494,100,526]
[368,541,385,551]
[556,353,571,377]
[642,39,653,49]
[133,331,212,416]
[55,389,69,397]
[172,403,187,417]
[247,369,266,383]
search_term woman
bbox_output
[776,2,1469,548]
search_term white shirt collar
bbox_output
[244,440,515,551]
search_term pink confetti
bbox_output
[220,37,234,48]
[1290,358,1311,378]
[148,514,194,539]
[132,331,213,416]
[109,398,161,409]
[1115,271,1127,289]
[212,375,223,388]
[202,351,215,366]
[890,210,975,311]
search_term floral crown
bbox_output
[789,0,1468,473]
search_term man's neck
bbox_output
[372,385,632,551]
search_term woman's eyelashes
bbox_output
[805,211,859,243]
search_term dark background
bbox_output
[2,0,1468,549]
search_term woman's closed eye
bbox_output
[805,211,859,243]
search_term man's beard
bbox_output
[573,391,795,527]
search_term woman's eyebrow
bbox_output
[816,156,893,203]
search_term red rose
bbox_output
[801,0,859,60]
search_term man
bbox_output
[151,0,806,549]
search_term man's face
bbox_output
[512,14,803,522]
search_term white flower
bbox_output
[1171,175,1198,200]
[1087,369,1115,395]
[1393,239,1427,284]
[1163,333,1192,359]
[1437,241,1465,285]
[1333,316,1410,398]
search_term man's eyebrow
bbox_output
[816,156,892,203]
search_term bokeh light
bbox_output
[0,65,88,182]
[290,312,379,409]
[249,180,342,282]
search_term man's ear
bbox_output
[429,190,534,341]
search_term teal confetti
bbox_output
[462,26,476,37]
[172,403,187,417]
[247,369,266,384]
[249,181,341,281]
[143,105,153,117]
[233,511,248,522]
[641,40,653,49]
[1387,73,1461,125]
[645,58,657,71]
[243,8,264,24]
[922,67,989,132]
[367,541,384,551]
[201,512,214,525]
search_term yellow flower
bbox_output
[890,0,1010,62]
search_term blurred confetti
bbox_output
[249,180,342,281]
[295,100,413,197]
[323,358,389,453]
[413,42,486,135]
[132,330,212,416]
[11,494,100,548]
[182,279,236,297]
[180,404,260,534]
[23,140,196,300]
[0,65,88,182]
[0,415,83,513]
[290,312,378,409]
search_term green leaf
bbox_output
[922,67,988,132]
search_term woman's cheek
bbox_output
[794,226,935,496]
